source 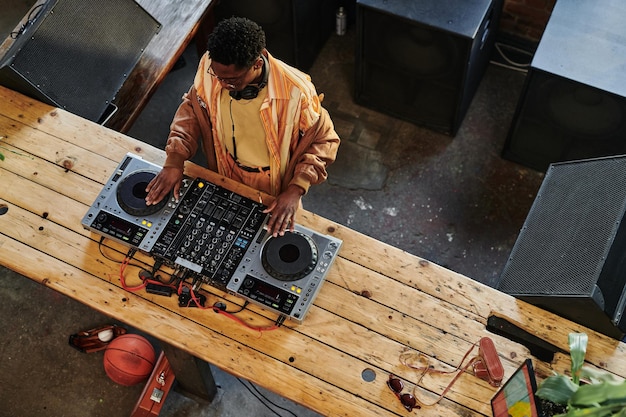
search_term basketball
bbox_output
[103,334,156,386]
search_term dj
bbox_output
[145,17,340,237]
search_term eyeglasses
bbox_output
[387,375,420,411]
[207,67,249,85]
[207,65,252,85]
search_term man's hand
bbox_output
[263,185,304,237]
[145,167,184,205]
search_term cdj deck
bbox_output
[81,153,342,323]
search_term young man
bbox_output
[145,17,340,237]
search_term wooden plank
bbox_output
[1,86,165,166]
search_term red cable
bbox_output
[180,284,280,333]
[119,257,146,292]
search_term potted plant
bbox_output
[535,332,626,416]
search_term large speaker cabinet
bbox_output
[0,0,160,123]
[497,156,626,339]
[213,0,338,71]
[503,0,626,172]
[355,0,502,136]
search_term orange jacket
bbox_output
[163,51,340,196]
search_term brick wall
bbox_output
[500,0,556,42]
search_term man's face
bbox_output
[208,58,261,91]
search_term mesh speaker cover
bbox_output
[498,155,626,338]
[2,0,160,122]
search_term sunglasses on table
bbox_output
[387,374,421,412]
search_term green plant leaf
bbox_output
[537,374,580,404]
[582,366,622,385]
[614,408,626,417]
[561,404,626,417]
[569,333,588,385]
[571,382,626,406]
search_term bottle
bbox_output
[336,7,347,36]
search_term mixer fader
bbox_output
[151,178,268,290]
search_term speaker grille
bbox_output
[499,156,626,297]
[5,0,160,121]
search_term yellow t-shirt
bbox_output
[219,88,270,168]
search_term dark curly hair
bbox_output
[207,17,266,69]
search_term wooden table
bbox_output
[2,85,626,416]
[104,0,215,133]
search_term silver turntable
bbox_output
[228,224,342,323]
[81,153,189,252]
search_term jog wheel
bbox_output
[261,231,318,281]
[116,170,168,216]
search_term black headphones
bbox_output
[230,55,268,100]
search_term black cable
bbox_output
[236,378,298,417]
[97,237,177,285]
[97,237,143,269]
[11,4,44,39]
[230,300,249,314]
[275,314,287,327]
[229,98,238,160]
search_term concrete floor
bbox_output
[0,26,544,417]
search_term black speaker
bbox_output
[497,156,626,339]
[503,0,626,172]
[0,0,160,123]
[213,0,338,71]
[355,0,502,136]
